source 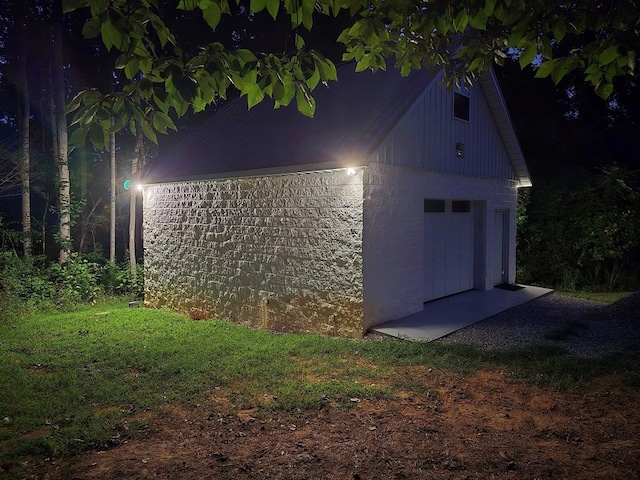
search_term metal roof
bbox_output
[149,62,531,187]
[149,63,437,182]
[478,69,531,187]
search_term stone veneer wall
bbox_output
[143,169,365,337]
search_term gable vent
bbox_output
[455,142,465,158]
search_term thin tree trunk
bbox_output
[78,149,88,253]
[18,35,31,255]
[129,130,143,279]
[41,195,49,255]
[53,0,71,263]
[110,127,116,264]
[47,65,57,258]
[78,197,101,254]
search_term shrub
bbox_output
[46,253,101,306]
[0,251,144,320]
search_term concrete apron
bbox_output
[371,285,553,342]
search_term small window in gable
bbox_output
[453,90,470,121]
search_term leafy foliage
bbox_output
[0,251,144,320]
[63,0,640,150]
[517,165,640,290]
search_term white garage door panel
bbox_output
[424,200,474,302]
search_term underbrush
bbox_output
[0,252,143,321]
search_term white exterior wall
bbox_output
[368,78,517,181]
[362,162,518,330]
[143,169,365,337]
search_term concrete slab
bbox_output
[371,285,553,342]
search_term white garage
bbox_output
[423,199,475,302]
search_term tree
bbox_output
[63,0,639,151]
[17,18,31,255]
[109,127,116,264]
[53,0,72,263]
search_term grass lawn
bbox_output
[555,290,635,303]
[1,300,637,468]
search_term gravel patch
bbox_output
[434,291,640,360]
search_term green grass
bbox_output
[555,290,635,303]
[0,301,637,466]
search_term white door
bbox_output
[424,200,474,302]
[493,210,508,285]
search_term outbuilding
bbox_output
[142,63,531,338]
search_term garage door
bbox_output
[423,199,474,302]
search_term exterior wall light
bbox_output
[345,167,357,176]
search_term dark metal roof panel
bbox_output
[149,64,438,183]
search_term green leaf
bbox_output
[235,49,258,64]
[250,0,267,13]
[534,59,556,79]
[295,87,315,117]
[139,57,153,75]
[468,9,487,30]
[82,17,101,39]
[69,126,88,148]
[62,0,86,13]
[519,41,537,69]
[202,3,222,30]
[88,123,107,149]
[484,0,496,15]
[140,119,158,144]
[66,92,84,114]
[101,19,124,51]
[295,33,305,50]
[314,56,337,81]
[453,10,469,32]
[246,84,265,109]
[272,81,285,102]
[266,0,280,19]
[125,58,140,79]
[355,55,371,72]
[596,81,614,99]
[177,0,198,9]
[152,111,177,133]
[551,59,571,84]
[100,21,113,51]
[553,19,567,43]
[599,45,619,66]
[306,66,320,89]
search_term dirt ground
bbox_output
[25,368,640,480]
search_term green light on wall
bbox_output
[123,179,132,191]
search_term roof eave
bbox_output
[479,68,532,188]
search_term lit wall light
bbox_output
[345,167,357,176]
[136,183,144,191]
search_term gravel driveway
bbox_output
[434,291,640,360]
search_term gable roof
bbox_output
[149,63,531,187]
[478,69,531,187]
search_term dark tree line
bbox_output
[499,61,640,290]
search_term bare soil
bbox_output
[32,369,640,479]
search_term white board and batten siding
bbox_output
[362,79,520,328]
[368,75,517,182]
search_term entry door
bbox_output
[424,200,474,302]
[493,210,508,285]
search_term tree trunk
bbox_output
[110,128,116,264]
[53,0,71,263]
[18,34,31,255]
[77,148,88,253]
[129,129,143,279]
